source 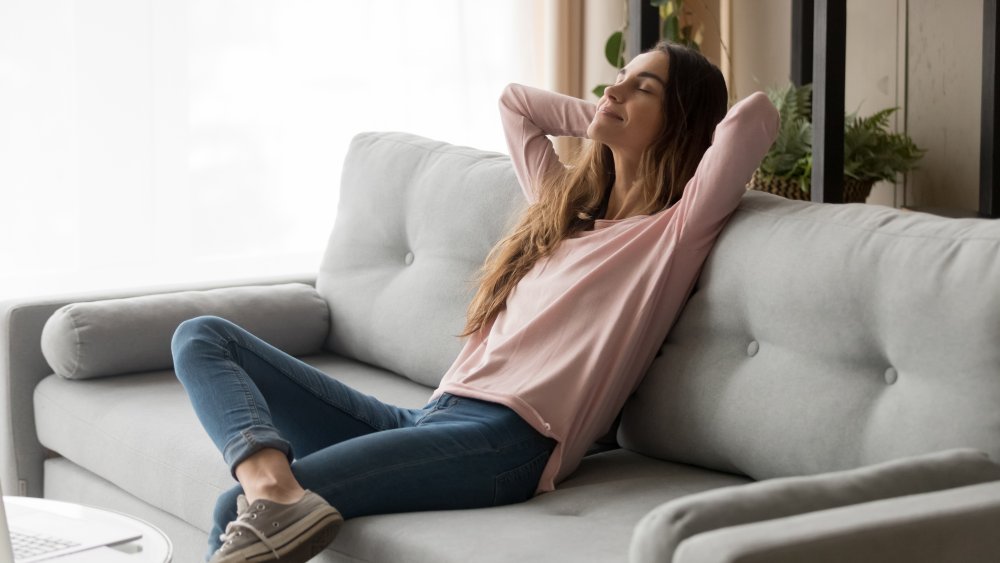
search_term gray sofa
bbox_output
[3,131,1000,562]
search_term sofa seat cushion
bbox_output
[36,348,751,562]
[33,353,435,531]
[330,449,750,563]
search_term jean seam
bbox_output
[225,333,393,433]
[495,450,550,484]
[221,341,267,428]
[311,443,498,498]
[492,450,550,505]
[413,395,456,426]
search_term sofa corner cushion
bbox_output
[41,283,329,379]
[620,193,1000,479]
[628,448,1000,563]
[317,132,525,387]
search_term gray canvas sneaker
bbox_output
[209,490,343,563]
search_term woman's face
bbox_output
[587,50,670,157]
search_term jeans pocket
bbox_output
[492,449,551,506]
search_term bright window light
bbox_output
[0,1,544,298]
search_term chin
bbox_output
[587,125,612,146]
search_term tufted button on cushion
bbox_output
[318,132,526,388]
[620,191,1000,481]
[884,367,898,385]
[746,340,759,357]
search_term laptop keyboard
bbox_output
[10,528,81,559]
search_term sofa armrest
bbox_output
[628,448,1000,563]
[673,480,1000,563]
[0,273,316,498]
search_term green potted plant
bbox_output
[749,82,926,203]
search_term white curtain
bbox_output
[0,0,546,297]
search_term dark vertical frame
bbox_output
[624,0,1000,215]
[811,0,846,203]
[627,0,660,61]
[795,0,996,214]
[982,0,1000,218]
[791,0,815,85]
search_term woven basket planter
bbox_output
[747,170,875,204]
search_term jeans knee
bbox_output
[171,315,235,363]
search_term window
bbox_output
[0,1,544,297]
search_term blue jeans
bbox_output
[171,316,555,559]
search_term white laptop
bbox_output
[0,482,142,562]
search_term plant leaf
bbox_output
[593,84,608,98]
[605,31,624,68]
[662,14,680,41]
[762,82,925,186]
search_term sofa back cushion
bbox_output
[317,132,525,387]
[620,191,1000,479]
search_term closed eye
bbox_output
[616,68,668,92]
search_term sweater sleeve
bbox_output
[675,91,780,250]
[499,83,597,203]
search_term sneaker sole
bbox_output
[217,508,343,563]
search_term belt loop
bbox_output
[435,393,454,410]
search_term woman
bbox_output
[172,40,778,563]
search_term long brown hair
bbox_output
[459,41,728,338]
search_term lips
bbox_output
[598,105,624,121]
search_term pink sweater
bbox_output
[432,84,779,493]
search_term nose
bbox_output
[604,82,623,102]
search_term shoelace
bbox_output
[218,510,281,560]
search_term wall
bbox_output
[725,0,984,213]
[905,0,982,213]
[844,0,905,208]
[583,0,625,103]
[730,0,791,101]
[685,0,723,71]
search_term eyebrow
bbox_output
[618,68,668,89]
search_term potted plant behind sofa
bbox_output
[748,82,926,203]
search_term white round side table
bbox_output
[4,496,172,562]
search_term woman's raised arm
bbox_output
[499,83,596,203]
[675,92,780,250]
